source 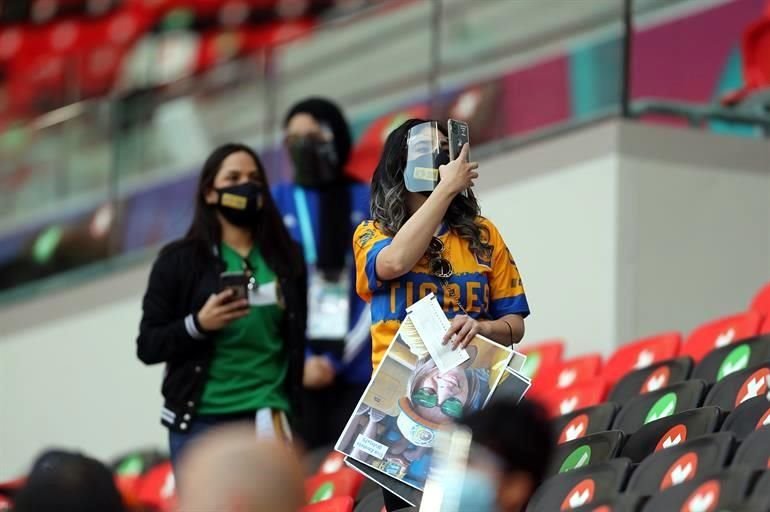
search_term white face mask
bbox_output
[441,467,500,512]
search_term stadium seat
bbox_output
[317,451,347,476]
[0,478,23,498]
[721,396,770,441]
[608,357,694,404]
[626,432,735,496]
[302,496,355,512]
[543,381,607,418]
[745,470,770,511]
[530,354,603,397]
[547,430,625,477]
[612,380,707,435]
[681,312,763,363]
[750,282,770,316]
[111,449,168,477]
[721,13,770,108]
[520,339,565,379]
[114,474,143,508]
[570,493,644,512]
[761,314,770,334]
[692,334,770,383]
[352,490,385,512]
[640,468,755,512]
[704,363,770,411]
[619,407,722,463]
[304,445,338,476]
[305,468,365,505]
[602,332,682,386]
[731,426,770,471]
[135,461,176,512]
[552,403,619,445]
[526,459,632,512]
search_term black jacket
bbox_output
[136,239,306,433]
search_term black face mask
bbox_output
[287,137,340,188]
[215,182,264,227]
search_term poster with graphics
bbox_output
[335,294,526,500]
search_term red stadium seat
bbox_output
[301,496,355,512]
[135,461,176,512]
[114,475,143,511]
[530,354,603,398]
[602,332,682,386]
[721,15,770,105]
[761,314,770,334]
[543,380,607,418]
[305,468,365,505]
[681,311,763,363]
[519,339,565,380]
[750,282,770,316]
[316,451,347,475]
[0,478,22,512]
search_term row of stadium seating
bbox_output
[522,282,770,511]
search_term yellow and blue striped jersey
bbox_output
[353,217,529,369]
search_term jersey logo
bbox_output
[356,229,375,248]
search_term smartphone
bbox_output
[220,271,249,301]
[447,119,470,162]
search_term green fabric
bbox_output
[198,243,289,414]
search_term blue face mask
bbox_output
[442,467,499,512]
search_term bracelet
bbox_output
[501,319,514,345]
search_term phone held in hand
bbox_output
[447,119,470,162]
[220,271,249,301]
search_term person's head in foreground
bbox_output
[176,423,304,512]
[13,449,126,512]
[451,399,554,512]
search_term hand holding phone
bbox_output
[196,284,250,332]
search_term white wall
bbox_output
[615,124,770,342]
[480,155,621,357]
[0,266,163,480]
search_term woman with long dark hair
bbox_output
[353,120,530,510]
[137,143,306,466]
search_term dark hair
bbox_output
[369,119,491,261]
[458,399,554,486]
[183,143,301,278]
[13,450,126,512]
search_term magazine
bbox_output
[335,293,524,496]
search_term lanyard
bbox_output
[293,187,317,266]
